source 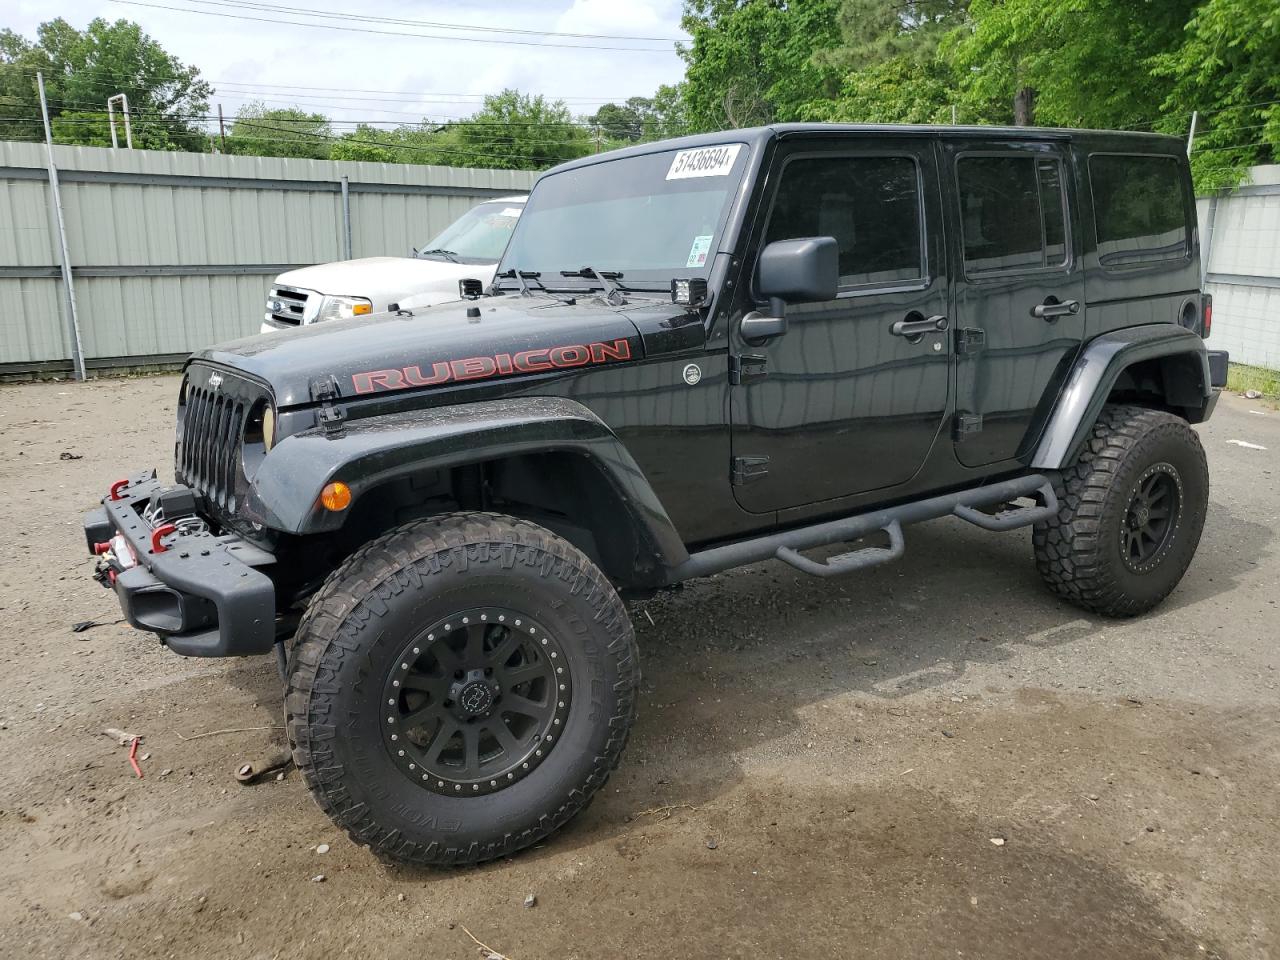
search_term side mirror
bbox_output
[741,237,839,343]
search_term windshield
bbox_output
[419,200,524,263]
[498,143,749,287]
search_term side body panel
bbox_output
[941,136,1088,467]
[727,135,953,514]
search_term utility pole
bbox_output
[106,93,133,148]
[37,72,86,382]
[951,104,958,125]
[1186,110,1198,157]
[218,103,227,153]
[593,124,602,153]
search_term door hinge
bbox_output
[953,412,983,439]
[728,353,768,385]
[309,375,347,435]
[731,455,770,485]
[955,327,986,355]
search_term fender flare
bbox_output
[244,395,689,573]
[1031,324,1213,470]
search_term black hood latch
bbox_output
[309,375,347,436]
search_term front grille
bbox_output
[176,366,264,513]
[265,285,311,326]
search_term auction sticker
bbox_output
[666,144,743,180]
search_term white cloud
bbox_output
[7,0,688,126]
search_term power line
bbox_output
[131,0,689,42]
[212,80,650,102]
[0,64,655,105]
[107,0,683,52]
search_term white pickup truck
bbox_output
[261,195,527,333]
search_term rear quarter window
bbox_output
[1088,154,1190,270]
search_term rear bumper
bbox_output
[84,472,277,657]
[1207,350,1229,389]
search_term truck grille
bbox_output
[176,365,264,513]
[265,285,311,326]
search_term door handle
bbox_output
[891,313,949,341]
[1031,298,1080,320]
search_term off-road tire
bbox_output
[1033,404,1209,617]
[285,512,638,866]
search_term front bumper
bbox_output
[83,472,277,657]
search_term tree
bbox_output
[803,55,960,124]
[1152,0,1280,189]
[225,102,333,159]
[592,100,646,141]
[816,0,969,71]
[447,90,591,170]
[946,0,1197,128]
[1,18,211,150]
[802,0,974,124]
[679,0,843,129]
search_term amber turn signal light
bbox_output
[320,481,352,511]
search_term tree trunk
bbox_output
[1013,87,1037,126]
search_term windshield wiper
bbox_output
[419,247,459,262]
[497,268,577,304]
[560,266,625,304]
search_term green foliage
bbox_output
[224,102,332,159]
[1151,0,1280,190]
[946,0,1197,128]
[816,0,968,71]
[679,0,842,129]
[51,109,183,149]
[674,0,1277,189]
[590,87,693,142]
[443,90,592,170]
[0,18,210,150]
[800,55,958,124]
[325,92,592,170]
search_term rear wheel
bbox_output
[286,512,638,866]
[1033,404,1209,617]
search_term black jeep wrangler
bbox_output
[85,124,1229,865]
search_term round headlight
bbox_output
[262,406,276,452]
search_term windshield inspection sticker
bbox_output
[686,234,713,268]
[666,143,743,180]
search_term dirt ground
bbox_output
[1,375,1277,960]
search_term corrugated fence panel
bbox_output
[0,140,536,369]
[1199,165,1280,368]
[1,278,66,360]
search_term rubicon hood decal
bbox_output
[351,337,634,395]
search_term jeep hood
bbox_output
[195,295,696,408]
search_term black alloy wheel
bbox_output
[381,607,570,796]
[1120,464,1181,573]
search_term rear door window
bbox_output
[764,155,925,290]
[957,155,1069,276]
[1088,154,1190,269]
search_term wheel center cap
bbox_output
[1131,506,1150,528]
[457,680,494,716]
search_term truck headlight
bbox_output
[312,295,373,323]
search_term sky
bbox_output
[6,0,691,126]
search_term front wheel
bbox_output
[285,512,639,866]
[1033,404,1209,617]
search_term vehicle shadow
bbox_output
[223,495,1270,877]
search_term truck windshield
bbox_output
[498,143,749,288]
[419,200,525,263]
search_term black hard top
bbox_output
[550,123,1185,175]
